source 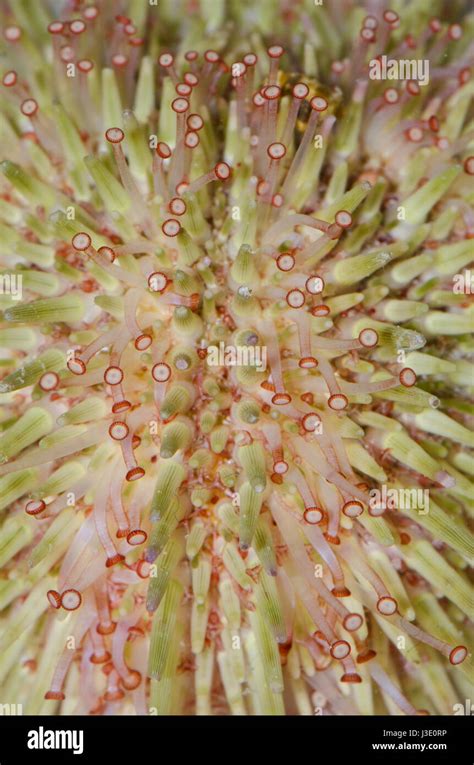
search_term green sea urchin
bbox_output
[0,0,472,718]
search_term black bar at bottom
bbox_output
[0,714,471,763]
